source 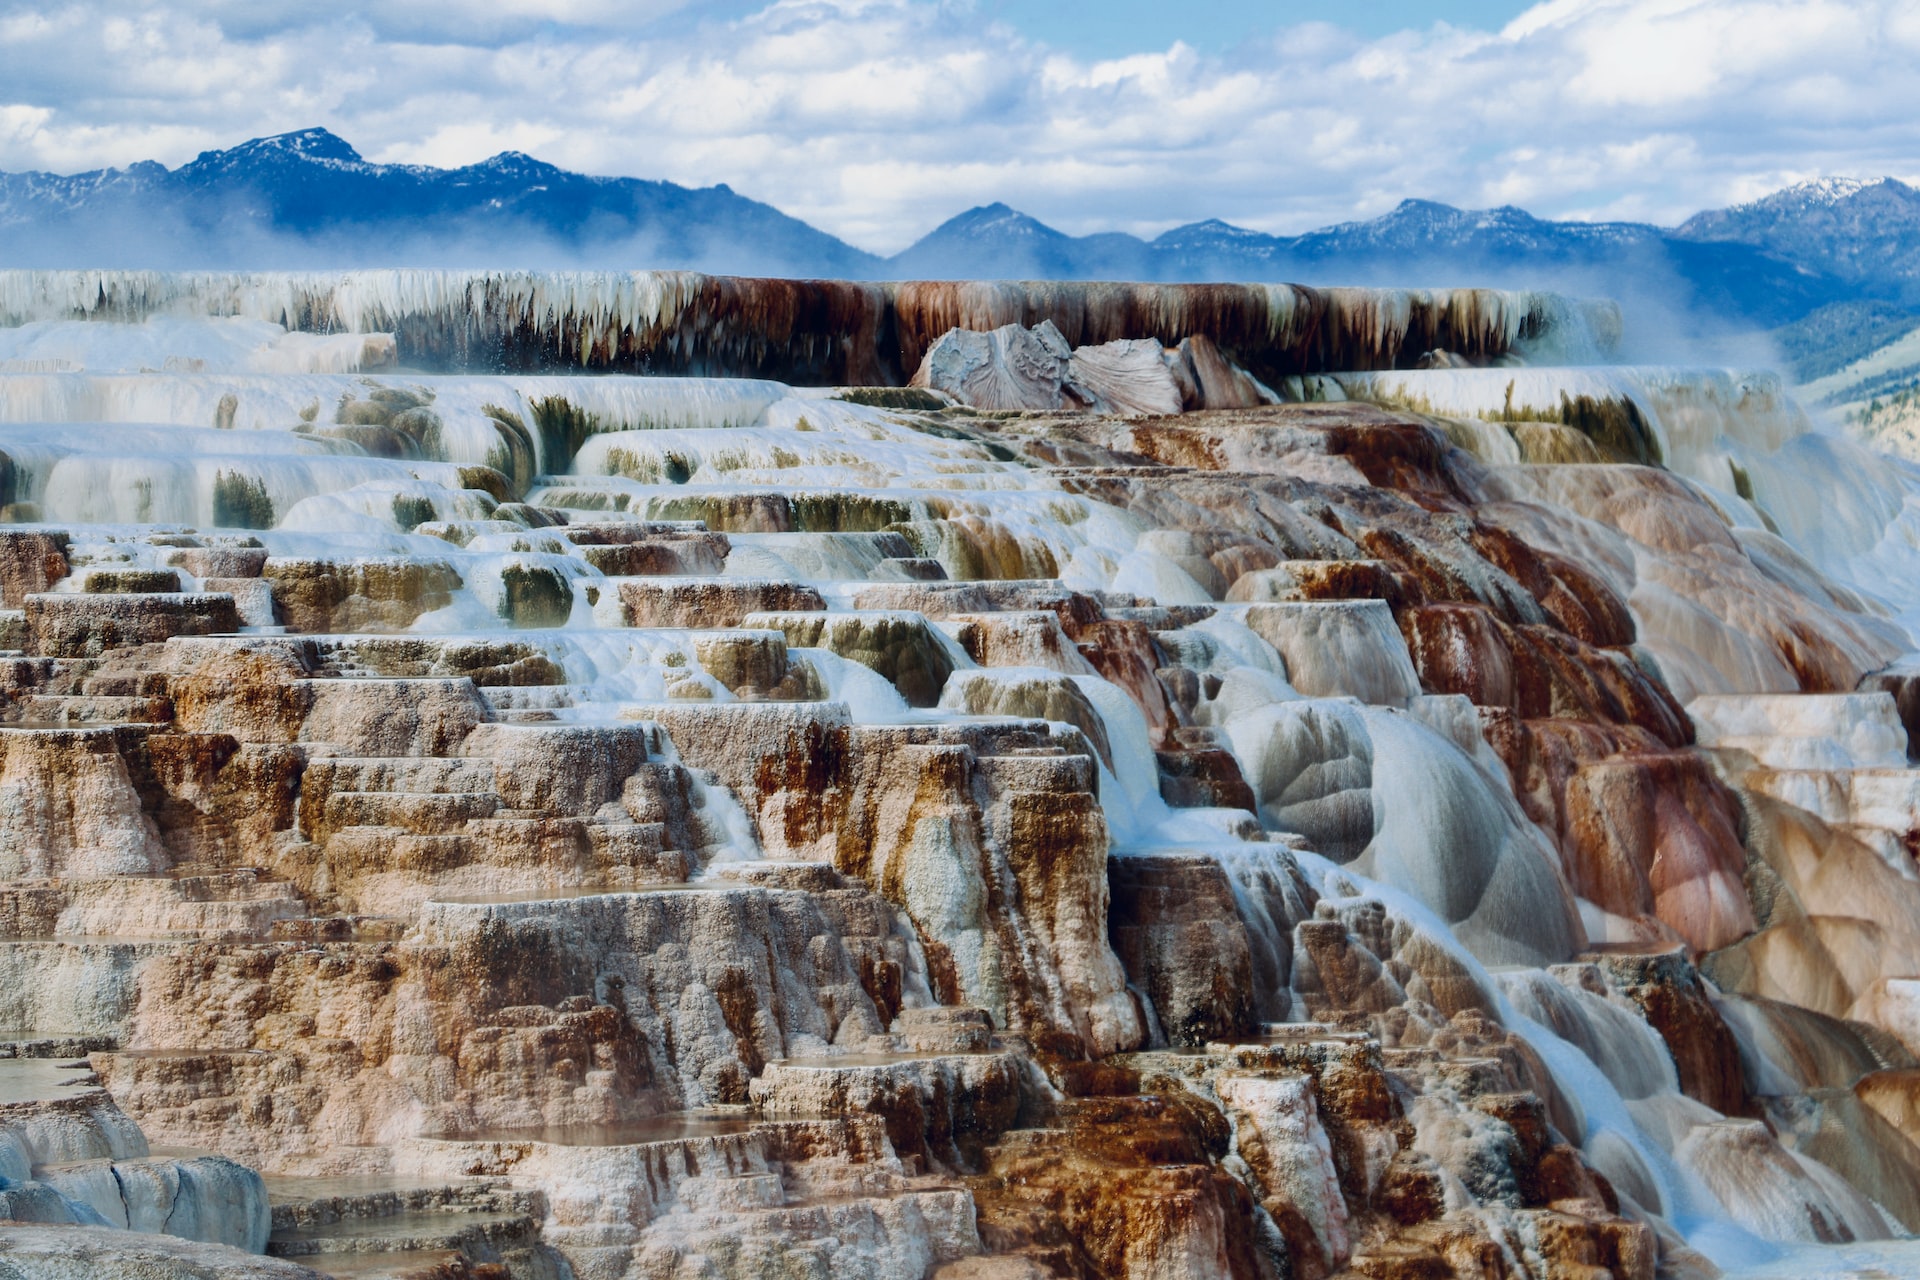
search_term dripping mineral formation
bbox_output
[0,270,1919,1279]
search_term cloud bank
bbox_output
[1,0,1917,252]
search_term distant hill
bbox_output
[886,203,1159,279]
[1677,178,1920,293]
[2,127,1916,332]
[894,198,1845,328]
[1771,298,1920,384]
[0,128,882,277]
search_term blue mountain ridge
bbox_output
[0,128,879,279]
[2,127,1911,329]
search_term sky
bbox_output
[984,1,1539,53]
[0,0,1917,253]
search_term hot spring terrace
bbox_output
[0,270,1915,1280]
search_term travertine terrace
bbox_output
[1,271,1919,1279]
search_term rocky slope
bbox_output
[0,275,1919,1278]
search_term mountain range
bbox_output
[5,128,1919,333]
[0,128,875,279]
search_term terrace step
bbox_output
[265,1208,540,1259]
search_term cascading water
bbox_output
[2,274,1918,1279]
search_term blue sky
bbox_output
[987,1,1537,53]
[0,1,1915,251]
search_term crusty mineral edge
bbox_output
[0,300,1917,1279]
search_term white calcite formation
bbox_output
[909,321,1279,416]
[1,272,1920,1279]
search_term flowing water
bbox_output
[3,270,1919,1277]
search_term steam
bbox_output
[2,200,839,278]
[1215,243,1795,371]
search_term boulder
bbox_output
[910,320,1074,411]
[1067,339,1185,417]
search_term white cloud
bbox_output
[0,0,1916,251]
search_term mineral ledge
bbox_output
[0,273,1915,1280]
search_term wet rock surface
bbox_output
[1,278,1919,1278]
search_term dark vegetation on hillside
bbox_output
[1771,299,1920,383]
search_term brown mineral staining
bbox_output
[1559,754,1753,952]
[82,568,184,594]
[262,557,462,633]
[9,301,1920,1279]
[576,531,730,577]
[1107,855,1258,1046]
[614,577,826,628]
[1153,736,1257,813]
[0,530,69,607]
[745,609,957,707]
[691,630,796,697]
[1226,559,1402,606]
[25,591,241,657]
[890,283,1585,388]
[1588,948,1754,1118]
[965,1091,1271,1280]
